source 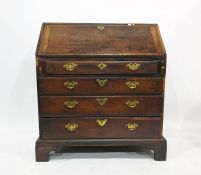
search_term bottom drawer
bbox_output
[40,117,162,139]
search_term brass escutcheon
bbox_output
[64,100,78,109]
[126,81,139,89]
[64,81,78,89]
[96,79,108,87]
[97,63,107,70]
[126,63,140,71]
[97,25,104,30]
[126,100,139,108]
[65,123,78,131]
[96,97,108,106]
[125,123,138,131]
[96,119,108,126]
[63,62,77,71]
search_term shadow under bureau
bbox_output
[35,23,167,161]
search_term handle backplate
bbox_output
[97,63,107,70]
[64,100,78,109]
[65,123,78,131]
[64,81,78,89]
[126,100,139,108]
[126,63,140,71]
[126,81,139,89]
[125,123,138,131]
[63,62,77,71]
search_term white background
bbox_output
[0,0,201,174]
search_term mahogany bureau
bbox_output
[35,23,167,161]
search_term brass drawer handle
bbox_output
[96,119,107,126]
[63,62,77,71]
[126,100,139,108]
[64,100,78,109]
[96,79,108,87]
[65,123,78,132]
[126,63,140,71]
[64,81,78,89]
[125,123,138,131]
[96,97,108,106]
[126,81,139,89]
[97,63,107,70]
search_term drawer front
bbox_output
[39,77,164,94]
[39,96,163,116]
[43,60,160,75]
[40,117,162,139]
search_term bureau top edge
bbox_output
[36,23,166,59]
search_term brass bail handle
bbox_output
[125,123,139,131]
[126,81,139,89]
[97,63,107,70]
[126,63,140,71]
[64,100,78,109]
[64,81,78,90]
[126,100,139,108]
[63,62,77,71]
[65,123,78,131]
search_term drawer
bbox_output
[40,117,162,139]
[39,95,163,116]
[39,77,164,94]
[42,60,160,75]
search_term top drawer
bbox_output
[38,60,162,75]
